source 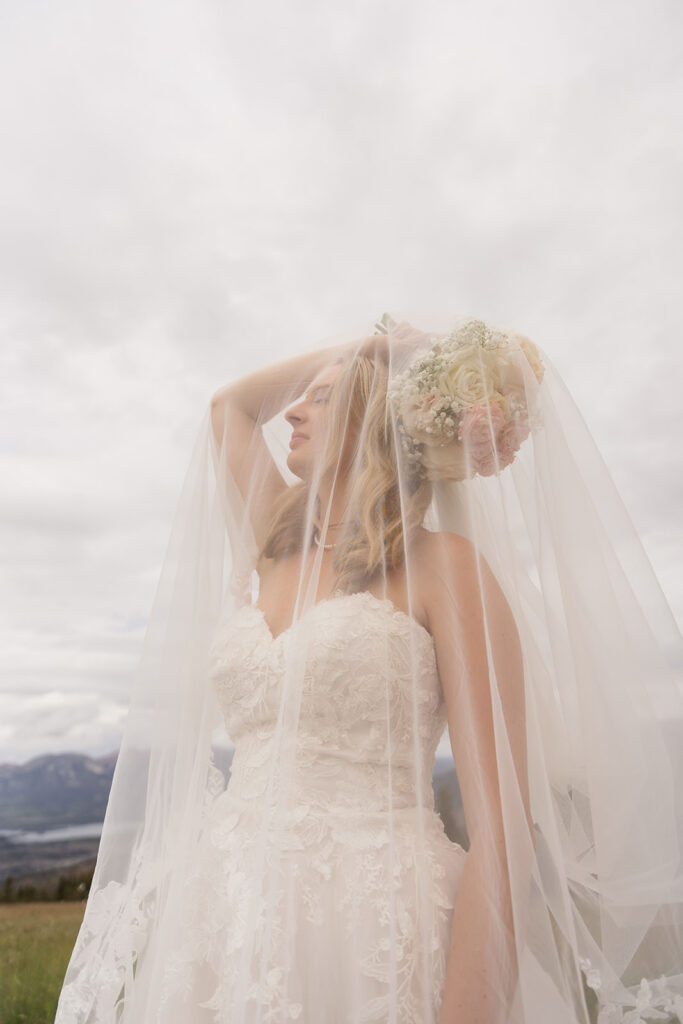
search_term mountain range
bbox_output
[0,751,118,831]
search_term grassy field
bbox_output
[0,903,84,1024]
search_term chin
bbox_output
[286,451,308,480]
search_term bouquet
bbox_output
[378,314,545,482]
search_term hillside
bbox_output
[0,752,118,831]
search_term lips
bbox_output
[289,433,309,446]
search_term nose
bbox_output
[285,399,307,426]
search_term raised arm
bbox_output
[423,532,534,1024]
[210,338,352,549]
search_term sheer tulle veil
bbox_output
[56,312,683,1024]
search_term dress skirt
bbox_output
[156,788,467,1024]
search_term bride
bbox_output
[56,313,683,1024]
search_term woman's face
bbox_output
[284,362,352,480]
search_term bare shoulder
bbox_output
[410,527,498,633]
[411,526,479,583]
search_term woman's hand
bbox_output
[355,320,432,364]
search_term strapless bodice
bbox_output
[207,591,446,814]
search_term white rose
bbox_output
[401,390,456,445]
[438,348,498,406]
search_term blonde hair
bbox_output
[259,353,433,592]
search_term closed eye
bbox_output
[308,385,331,404]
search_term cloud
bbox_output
[1,0,681,761]
[0,689,126,763]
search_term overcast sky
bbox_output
[1,0,681,764]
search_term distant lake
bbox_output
[0,823,102,844]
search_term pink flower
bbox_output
[459,400,505,475]
[497,415,530,468]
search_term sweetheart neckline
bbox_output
[249,590,435,650]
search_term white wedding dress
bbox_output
[56,323,683,1024]
[157,590,466,1023]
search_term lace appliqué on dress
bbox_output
[579,957,683,1023]
[56,848,160,1023]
